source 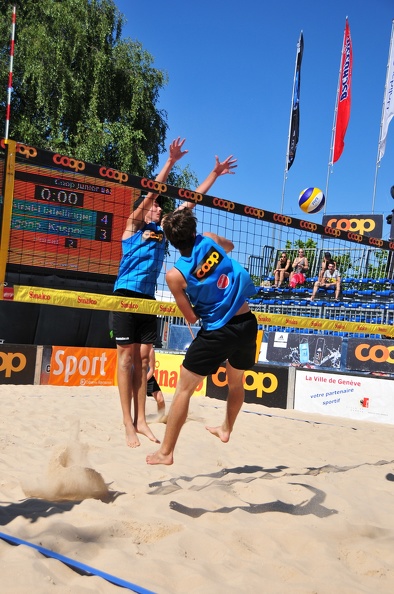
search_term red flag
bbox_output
[333,19,352,162]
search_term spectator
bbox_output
[289,249,309,287]
[272,252,292,288]
[319,251,337,281]
[310,261,341,301]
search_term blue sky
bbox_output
[115,0,394,238]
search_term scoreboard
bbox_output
[1,147,139,281]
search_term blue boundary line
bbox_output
[0,531,156,593]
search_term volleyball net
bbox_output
[1,139,394,338]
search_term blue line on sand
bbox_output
[0,531,156,594]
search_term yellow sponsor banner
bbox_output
[155,352,206,396]
[253,311,394,337]
[13,285,182,316]
[11,285,394,337]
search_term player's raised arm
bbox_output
[203,231,234,253]
[177,154,237,211]
[124,137,188,238]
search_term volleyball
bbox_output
[298,187,325,214]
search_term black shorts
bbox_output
[147,376,161,396]
[183,311,258,376]
[112,289,157,346]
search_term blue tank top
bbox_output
[174,235,256,330]
[114,222,165,297]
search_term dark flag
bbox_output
[287,32,304,170]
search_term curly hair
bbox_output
[162,208,197,250]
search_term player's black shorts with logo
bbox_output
[112,289,157,345]
[183,311,258,376]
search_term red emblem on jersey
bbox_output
[217,274,229,289]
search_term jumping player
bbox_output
[112,138,237,448]
[146,208,258,466]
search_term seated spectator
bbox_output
[319,251,337,281]
[310,261,341,301]
[273,251,292,287]
[289,249,309,287]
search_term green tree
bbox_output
[0,0,170,178]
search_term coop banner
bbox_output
[266,332,343,369]
[321,214,383,239]
[346,337,394,374]
[206,363,288,408]
[0,344,37,384]
[294,369,394,424]
[49,346,117,386]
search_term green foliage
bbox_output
[0,0,171,177]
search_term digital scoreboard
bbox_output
[2,151,139,281]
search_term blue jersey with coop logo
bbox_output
[174,234,256,330]
[114,222,165,297]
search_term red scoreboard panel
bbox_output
[1,148,139,281]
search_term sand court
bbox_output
[0,384,393,593]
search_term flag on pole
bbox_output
[333,19,352,163]
[287,32,304,170]
[378,21,394,163]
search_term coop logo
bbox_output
[354,343,394,364]
[211,367,278,398]
[324,225,341,237]
[244,206,265,219]
[369,237,384,247]
[347,232,363,243]
[325,217,376,235]
[141,178,167,193]
[213,198,235,211]
[17,143,37,159]
[100,167,128,183]
[142,230,164,243]
[178,189,203,202]
[0,352,27,378]
[273,214,292,225]
[193,247,223,281]
[54,154,85,172]
[300,220,317,231]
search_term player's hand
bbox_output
[213,154,237,176]
[169,137,188,162]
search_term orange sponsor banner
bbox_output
[49,346,117,386]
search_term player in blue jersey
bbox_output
[146,208,257,465]
[112,139,237,448]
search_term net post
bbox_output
[0,138,16,299]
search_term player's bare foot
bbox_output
[206,425,230,443]
[125,422,140,448]
[146,450,173,465]
[136,421,160,443]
